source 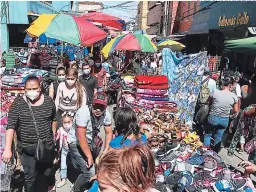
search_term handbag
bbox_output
[89,109,104,161]
[27,101,55,162]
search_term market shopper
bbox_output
[93,60,107,93]
[55,111,74,188]
[67,93,113,192]
[96,145,158,192]
[2,76,57,192]
[55,68,86,128]
[79,63,98,106]
[111,107,147,148]
[204,77,239,152]
[49,67,66,101]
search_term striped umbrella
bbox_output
[26,13,107,46]
[101,33,157,58]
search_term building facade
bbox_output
[172,1,200,34]
[0,1,72,52]
[72,1,104,14]
[137,1,149,31]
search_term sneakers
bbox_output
[177,171,194,192]
[204,156,217,171]
[156,142,180,157]
[160,151,180,162]
[186,154,205,167]
[203,150,222,164]
[177,150,193,161]
[213,179,247,192]
[166,172,183,186]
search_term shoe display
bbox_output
[166,172,183,186]
[213,179,247,192]
[203,156,218,171]
[177,171,194,192]
[186,154,205,167]
[156,142,180,157]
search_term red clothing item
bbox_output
[135,75,168,85]
[93,67,106,88]
[136,84,169,90]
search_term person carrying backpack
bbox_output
[195,67,216,137]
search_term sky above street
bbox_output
[102,1,138,21]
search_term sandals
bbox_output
[183,132,200,144]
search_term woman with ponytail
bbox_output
[110,107,147,149]
[55,68,87,128]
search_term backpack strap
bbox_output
[90,108,106,137]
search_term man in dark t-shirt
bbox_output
[79,63,98,105]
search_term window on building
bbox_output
[194,1,197,13]
[187,2,191,20]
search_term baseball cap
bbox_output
[93,93,107,107]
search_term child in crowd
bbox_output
[110,107,147,148]
[55,111,74,188]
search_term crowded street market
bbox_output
[1,1,256,192]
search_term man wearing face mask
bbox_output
[79,62,98,106]
[67,93,113,192]
[93,59,107,93]
[2,76,57,192]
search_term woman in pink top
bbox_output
[55,68,86,128]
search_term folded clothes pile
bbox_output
[133,75,177,112]
[1,68,49,96]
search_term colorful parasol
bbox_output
[157,39,185,51]
[26,13,107,46]
[81,12,125,30]
[101,33,157,58]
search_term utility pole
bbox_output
[163,1,169,37]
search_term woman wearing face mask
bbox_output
[55,68,87,128]
[93,59,107,93]
[55,111,74,188]
[204,77,239,152]
[2,76,57,192]
[49,67,66,101]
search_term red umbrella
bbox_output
[81,12,124,30]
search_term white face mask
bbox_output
[58,76,66,82]
[26,90,40,101]
[63,123,72,131]
[95,63,101,67]
[66,79,76,86]
[83,69,90,75]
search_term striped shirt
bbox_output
[7,95,56,149]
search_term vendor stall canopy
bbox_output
[81,12,126,31]
[225,37,256,54]
[26,13,107,46]
[101,33,157,58]
[157,39,185,52]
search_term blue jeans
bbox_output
[60,147,69,179]
[204,115,229,150]
[69,143,95,192]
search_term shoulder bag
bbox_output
[89,109,104,161]
[27,100,55,162]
